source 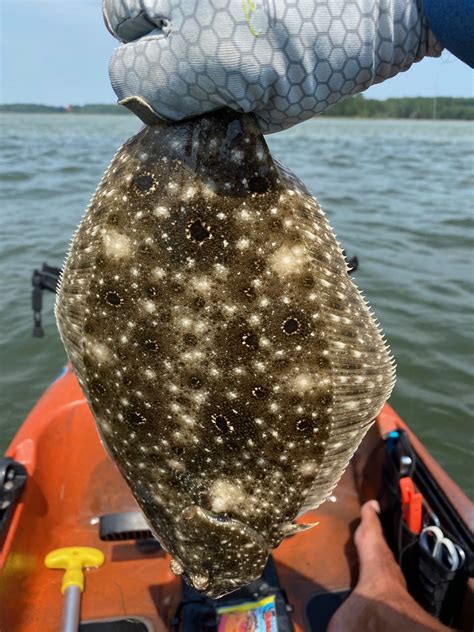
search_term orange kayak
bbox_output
[1,366,472,631]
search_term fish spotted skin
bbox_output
[56,109,395,598]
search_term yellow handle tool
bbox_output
[45,547,104,632]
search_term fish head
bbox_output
[170,504,270,598]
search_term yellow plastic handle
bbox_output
[44,547,105,593]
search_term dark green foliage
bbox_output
[321,95,474,120]
[0,97,472,119]
[0,103,131,115]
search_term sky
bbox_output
[1,0,472,106]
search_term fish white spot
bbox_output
[102,230,131,259]
[299,461,318,476]
[167,459,186,472]
[143,300,157,313]
[192,276,211,293]
[292,373,315,393]
[270,244,307,276]
[88,341,111,364]
[154,205,169,218]
[152,267,166,280]
[236,238,250,250]
[210,480,248,513]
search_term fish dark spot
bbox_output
[122,375,133,387]
[193,297,206,309]
[183,333,197,346]
[317,356,330,369]
[316,394,332,407]
[241,331,258,350]
[127,411,147,426]
[168,281,183,294]
[138,242,154,256]
[251,386,268,400]
[251,258,265,274]
[107,213,119,226]
[144,339,159,352]
[282,317,300,335]
[212,414,232,434]
[312,337,327,351]
[105,291,123,307]
[296,418,311,432]
[248,175,269,194]
[303,275,315,288]
[133,173,154,192]
[189,376,201,389]
[89,379,106,396]
[116,347,128,360]
[146,286,159,298]
[242,286,256,300]
[342,328,355,338]
[270,218,283,231]
[188,219,210,243]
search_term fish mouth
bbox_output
[176,505,271,596]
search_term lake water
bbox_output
[0,113,472,498]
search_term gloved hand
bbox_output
[104,0,442,133]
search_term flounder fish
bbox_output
[56,109,395,598]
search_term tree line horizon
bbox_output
[1,95,472,120]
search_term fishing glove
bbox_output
[104,0,442,133]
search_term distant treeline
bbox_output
[0,103,129,115]
[322,95,474,120]
[1,96,473,120]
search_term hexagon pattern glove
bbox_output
[104,0,442,133]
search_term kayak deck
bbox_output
[1,367,472,631]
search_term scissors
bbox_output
[419,526,466,571]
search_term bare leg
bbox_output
[328,500,450,632]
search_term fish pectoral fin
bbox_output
[280,521,320,539]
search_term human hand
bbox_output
[104,0,442,133]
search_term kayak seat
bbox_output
[99,511,155,543]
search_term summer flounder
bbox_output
[56,109,395,598]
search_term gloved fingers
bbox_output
[103,0,172,43]
[109,34,226,125]
[106,0,443,133]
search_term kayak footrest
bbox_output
[99,511,155,542]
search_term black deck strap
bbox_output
[173,556,294,631]
[0,457,28,546]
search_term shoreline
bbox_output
[1,96,473,121]
[1,111,472,123]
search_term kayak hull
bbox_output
[1,367,472,631]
